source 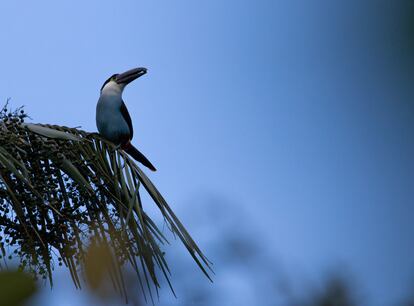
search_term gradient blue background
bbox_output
[0,0,413,305]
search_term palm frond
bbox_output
[0,108,212,299]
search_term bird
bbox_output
[96,67,156,171]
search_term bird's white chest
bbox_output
[98,82,125,111]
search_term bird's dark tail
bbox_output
[123,142,156,171]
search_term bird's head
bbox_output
[100,67,147,93]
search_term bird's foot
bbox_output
[110,144,121,153]
[110,145,127,168]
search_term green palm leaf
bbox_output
[0,110,212,300]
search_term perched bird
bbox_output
[96,67,156,171]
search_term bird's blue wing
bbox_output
[120,101,133,140]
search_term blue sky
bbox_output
[0,0,413,305]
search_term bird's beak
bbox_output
[116,67,147,85]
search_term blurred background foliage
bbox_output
[28,196,410,306]
[0,271,37,306]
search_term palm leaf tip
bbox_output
[0,107,213,299]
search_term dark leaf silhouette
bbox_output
[0,106,212,301]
